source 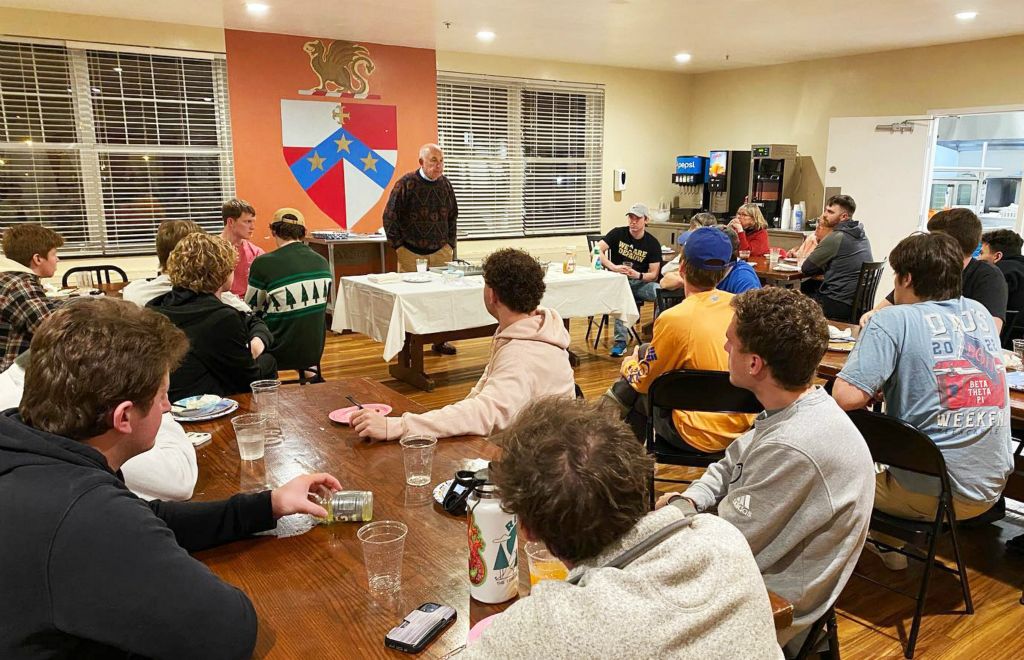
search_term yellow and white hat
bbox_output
[272,207,305,225]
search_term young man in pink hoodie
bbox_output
[351,248,576,441]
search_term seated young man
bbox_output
[979,228,1024,345]
[0,349,197,501]
[148,233,277,401]
[462,397,782,659]
[604,227,754,454]
[661,225,761,295]
[597,203,663,357]
[123,219,249,312]
[0,297,339,658]
[799,194,873,322]
[0,223,64,371]
[659,287,874,649]
[245,208,333,372]
[834,232,1012,566]
[862,208,1007,333]
[351,248,575,441]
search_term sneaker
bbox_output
[431,342,457,356]
[864,540,908,570]
[610,342,628,358]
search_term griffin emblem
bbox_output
[302,39,375,98]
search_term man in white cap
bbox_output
[245,208,332,376]
[597,203,663,357]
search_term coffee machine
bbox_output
[707,149,751,219]
[671,155,708,219]
[749,144,797,227]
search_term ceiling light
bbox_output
[955,11,978,21]
[476,30,496,42]
[674,52,692,64]
[246,3,270,15]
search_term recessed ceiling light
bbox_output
[476,30,496,42]
[674,52,692,64]
[955,11,978,21]
[246,3,270,14]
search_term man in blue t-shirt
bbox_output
[834,232,1012,567]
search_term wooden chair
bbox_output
[62,265,128,288]
[848,260,886,324]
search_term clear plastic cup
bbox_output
[399,435,437,486]
[357,520,408,598]
[416,258,428,273]
[525,541,569,585]
[231,414,266,460]
[75,271,94,289]
[250,379,281,445]
[739,249,751,261]
[1013,339,1024,367]
[769,247,782,267]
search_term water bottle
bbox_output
[592,244,603,270]
[793,205,804,231]
[467,473,519,604]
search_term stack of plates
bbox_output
[171,395,238,422]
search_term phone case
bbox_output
[384,603,457,653]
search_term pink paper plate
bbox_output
[329,403,393,424]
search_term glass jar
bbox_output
[312,488,373,523]
[562,247,577,274]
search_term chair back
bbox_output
[846,409,953,492]
[1001,309,1018,347]
[586,233,603,254]
[648,369,763,416]
[848,260,885,323]
[655,288,685,319]
[62,265,128,288]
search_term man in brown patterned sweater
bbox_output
[383,142,460,354]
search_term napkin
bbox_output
[828,325,854,341]
[368,272,402,284]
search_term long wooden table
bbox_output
[184,378,790,657]
[750,255,813,287]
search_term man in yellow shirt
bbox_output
[604,227,754,453]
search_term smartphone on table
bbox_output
[384,602,457,653]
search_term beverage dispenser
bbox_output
[749,144,797,228]
[671,155,708,218]
[707,149,751,219]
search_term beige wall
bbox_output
[688,35,1024,217]
[437,51,691,261]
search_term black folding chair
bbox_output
[793,605,840,660]
[655,288,685,320]
[646,369,761,507]
[62,264,128,288]
[846,409,973,659]
[848,260,886,324]
[1000,309,1018,348]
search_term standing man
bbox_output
[383,143,459,355]
[220,198,264,299]
[800,194,873,322]
[598,203,663,357]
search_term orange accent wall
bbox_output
[224,29,437,251]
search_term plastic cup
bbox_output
[769,247,782,267]
[1013,339,1024,367]
[416,258,428,273]
[250,379,281,445]
[357,520,408,597]
[399,435,437,486]
[525,541,569,585]
[231,414,266,460]
[739,250,751,260]
[75,271,94,289]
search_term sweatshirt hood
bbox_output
[835,220,866,240]
[0,409,112,478]
[494,307,571,349]
[147,287,228,323]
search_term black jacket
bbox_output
[0,410,274,659]
[996,255,1024,321]
[148,287,277,401]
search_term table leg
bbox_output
[388,334,435,391]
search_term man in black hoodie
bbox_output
[980,228,1024,345]
[0,298,341,659]
[800,194,873,322]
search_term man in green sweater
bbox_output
[246,208,332,376]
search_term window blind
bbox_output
[0,37,234,256]
[437,72,603,239]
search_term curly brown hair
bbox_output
[889,232,963,301]
[482,248,546,314]
[21,298,188,440]
[155,220,203,270]
[2,223,64,267]
[731,287,828,391]
[166,233,237,293]
[927,207,982,257]
[489,397,655,564]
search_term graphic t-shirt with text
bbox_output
[603,226,663,274]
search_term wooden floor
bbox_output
[307,310,1024,659]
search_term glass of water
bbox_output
[399,435,436,486]
[250,379,281,446]
[415,258,428,273]
[357,520,408,598]
[231,414,266,461]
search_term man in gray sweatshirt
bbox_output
[659,287,875,650]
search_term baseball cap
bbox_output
[677,230,694,246]
[272,207,305,225]
[626,203,649,219]
[683,227,732,270]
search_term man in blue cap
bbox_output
[602,227,755,454]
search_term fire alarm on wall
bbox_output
[613,168,627,192]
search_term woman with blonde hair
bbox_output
[148,232,277,401]
[727,203,774,257]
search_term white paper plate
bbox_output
[171,398,238,422]
[402,273,433,283]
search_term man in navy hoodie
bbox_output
[0,297,340,659]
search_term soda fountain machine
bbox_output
[670,155,708,220]
[749,143,797,228]
[707,149,751,220]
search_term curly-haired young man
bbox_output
[658,287,874,651]
[351,248,575,441]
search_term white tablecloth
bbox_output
[332,267,641,361]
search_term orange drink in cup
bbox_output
[525,541,569,585]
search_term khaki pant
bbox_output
[871,470,994,548]
[396,245,453,273]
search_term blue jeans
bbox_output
[614,279,660,344]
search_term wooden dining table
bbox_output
[749,255,812,287]
[183,377,792,658]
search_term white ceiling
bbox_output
[3,0,1024,72]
